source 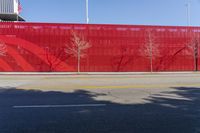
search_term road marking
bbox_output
[17,83,200,91]
[13,104,106,109]
[82,83,200,89]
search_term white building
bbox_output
[0,0,24,21]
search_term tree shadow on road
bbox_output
[0,87,200,133]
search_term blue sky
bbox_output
[20,0,200,26]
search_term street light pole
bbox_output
[186,0,191,26]
[86,0,89,24]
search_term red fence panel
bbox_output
[0,22,199,72]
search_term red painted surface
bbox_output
[0,22,199,72]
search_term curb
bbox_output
[0,72,199,76]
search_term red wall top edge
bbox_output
[0,21,200,30]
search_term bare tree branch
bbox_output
[0,41,7,56]
[186,34,199,71]
[139,30,160,72]
[65,31,91,73]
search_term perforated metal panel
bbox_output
[0,22,199,72]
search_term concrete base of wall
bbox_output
[0,72,199,75]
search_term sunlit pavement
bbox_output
[0,73,200,133]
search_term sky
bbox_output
[20,0,200,26]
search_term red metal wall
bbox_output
[0,22,199,72]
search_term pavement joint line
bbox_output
[13,104,107,109]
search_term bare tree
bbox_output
[65,31,91,73]
[186,35,199,71]
[140,30,160,72]
[0,41,7,56]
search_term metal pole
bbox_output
[186,0,191,26]
[86,0,89,24]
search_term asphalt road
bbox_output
[0,73,200,133]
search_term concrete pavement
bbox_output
[0,73,200,91]
[0,73,200,133]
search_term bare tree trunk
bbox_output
[194,54,196,71]
[195,56,199,71]
[197,44,199,71]
[196,57,199,71]
[194,55,198,71]
[77,48,80,74]
[150,55,153,72]
[194,45,198,71]
[195,45,199,71]
[150,42,153,72]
